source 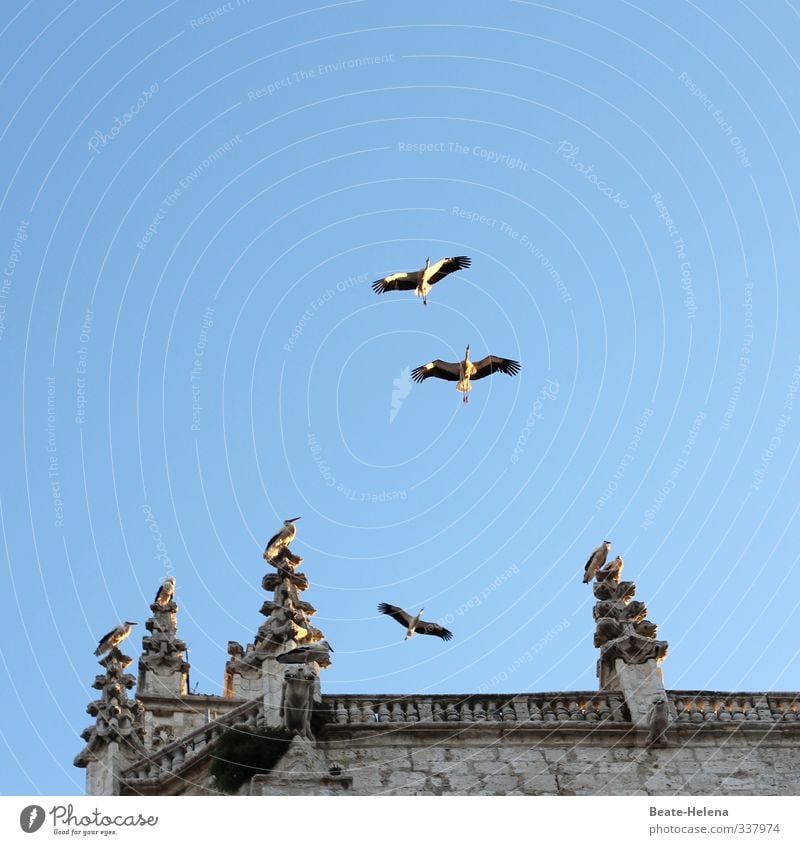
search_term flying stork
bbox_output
[154,576,175,606]
[378,603,453,641]
[583,540,612,583]
[94,621,137,656]
[411,345,520,402]
[371,255,471,305]
[264,517,301,559]
[276,640,334,665]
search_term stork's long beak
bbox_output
[288,516,302,522]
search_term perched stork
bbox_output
[276,640,334,665]
[371,255,471,305]
[378,603,453,641]
[411,345,520,402]
[597,555,623,582]
[154,576,175,606]
[264,517,301,559]
[583,540,612,583]
[94,621,137,656]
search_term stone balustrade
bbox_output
[121,699,260,783]
[669,692,800,723]
[323,692,629,725]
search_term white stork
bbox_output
[583,540,612,583]
[378,603,453,641]
[94,621,137,656]
[264,517,301,559]
[276,640,334,665]
[411,345,520,402]
[371,255,471,305]
[154,576,175,606]
[597,555,623,582]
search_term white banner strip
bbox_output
[2,795,798,844]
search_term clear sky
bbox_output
[1,0,800,795]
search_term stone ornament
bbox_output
[281,664,317,741]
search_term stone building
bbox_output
[75,544,800,796]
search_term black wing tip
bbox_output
[377,602,392,614]
[440,629,454,641]
[506,359,521,376]
[410,366,426,383]
[455,256,471,267]
[371,280,385,294]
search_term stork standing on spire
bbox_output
[94,621,138,656]
[154,576,175,606]
[264,517,301,559]
[583,540,612,583]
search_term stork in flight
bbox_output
[154,576,175,606]
[583,540,612,583]
[94,621,137,656]
[371,255,471,305]
[264,517,301,559]
[411,345,520,402]
[378,603,453,641]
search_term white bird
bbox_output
[264,517,301,559]
[94,621,137,656]
[378,603,453,641]
[372,255,471,305]
[411,345,520,403]
[276,640,334,664]
[154,576,175,606]
[597,555,623,582]
[583,540,612,583]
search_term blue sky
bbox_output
[2,0,800,795]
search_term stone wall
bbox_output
[316,720,800,796]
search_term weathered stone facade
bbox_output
[75,549,800,796]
